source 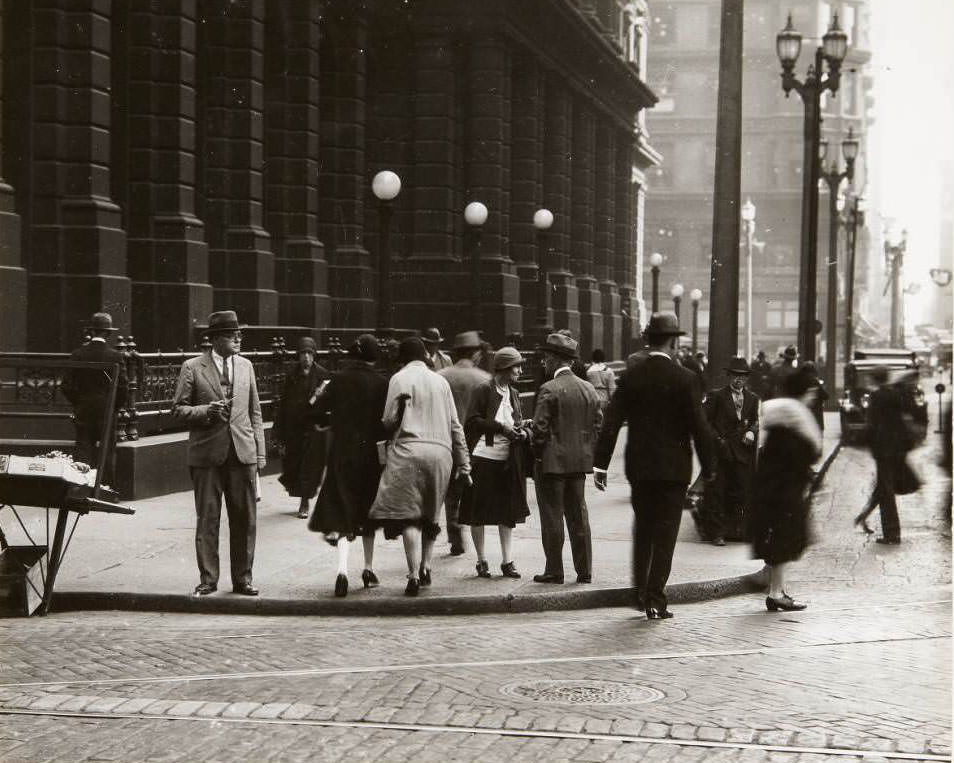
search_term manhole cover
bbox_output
[500,679,665,706]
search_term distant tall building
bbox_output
[642,0,872,362]
[934,160,954,333]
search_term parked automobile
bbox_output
[839,349,928,445]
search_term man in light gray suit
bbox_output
[531,333,602,584]
[172,311,266,596]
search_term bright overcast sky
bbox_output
[869,0,954,323]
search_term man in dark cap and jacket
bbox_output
[701,357,760,545]
[61,312,128,481]
[594,313,714,620]
[767,345,799,399]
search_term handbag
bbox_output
[894,457,921,496]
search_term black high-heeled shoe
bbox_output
[646,606,673,620]
[405,577,420,597]
[765,594,807,611]
[419,565,432,587]
[361,569,379,589]
[853,513,874,534]
[334,574,348,598]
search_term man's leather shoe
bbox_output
[875,536,901,545]
[532,573,564,584]
[646,606,674,620]
[193,583,216,596]
[232,583,259,596]
[576,575,592,584]
[712,537,726,546]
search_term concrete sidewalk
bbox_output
[9,416,840,616]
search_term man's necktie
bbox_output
[221,358,231,390]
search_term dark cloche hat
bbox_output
[297,336,317,354]
[724,356,751,375]
[420,327,444,344]
[643,312,686,337]
[88,312,119,332]
[537,332,579,359]
[206,310,245,335]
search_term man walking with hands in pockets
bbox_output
[173,310,266,597]
[594,313,715,620]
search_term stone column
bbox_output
[0,0,26,350]
[595,122,621,359]
[461,35,520,342]
[615,134,639,355]
[28,0,130,350]
[318,10,373,329]
[543,76,578,335]
[126,0,213,351]
[265,2,329,330]
[391,30,459,332]
[509,52,544,335]
[203,0,277,325]
[572,103,601,355]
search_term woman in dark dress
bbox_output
[274,337,330,518]
[749,365,822,612]
[461,347,531,579]
[308,334,388,597]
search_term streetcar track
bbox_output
[0,633,945,690]
[0,597,948,649]
[0,707,946,761]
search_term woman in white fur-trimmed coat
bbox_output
[748,365,822,612]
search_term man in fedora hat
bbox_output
[439,330,492,554]
[421,327,452,371]
[61,312,128,480]
[530,332,602,584]
[700,356,760,545]
[594,313,715,619]
[172,310,266,596]
[768,345,799,399]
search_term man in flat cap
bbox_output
[172,311,266,596]
[61,312,128,481]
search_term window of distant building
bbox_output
[650,4,675,45]
[765,299,799,330]
[841,69,858,116]
[842,4,856,45]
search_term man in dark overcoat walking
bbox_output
[594,313,715,619]
[701,357,759,545]
[61,312,128,481]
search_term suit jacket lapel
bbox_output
[199,354,225,399]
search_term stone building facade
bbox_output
[0,0,657,357]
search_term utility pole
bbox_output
[706,0,744,387]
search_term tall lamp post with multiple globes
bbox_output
[690,288,703,354]
[533,208,554,333]
[649,252,663,312]
[820,127,858,401]
[776,11,849,361]
[464,201,488,330]
[842,195,864,363]
[740,197,756,361]
[372,170,402,333]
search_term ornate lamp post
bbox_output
[843,195,864,362]
[464,201,488,330]
[776,12,849,362]
[740,198,756,360]
[820,128,858,400]
[690,289,703,354]
[372,170,402,333]
[885,229,907,348]
[533,208,554,333]
[649,252,663,312]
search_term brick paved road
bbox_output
[0,436,950,762]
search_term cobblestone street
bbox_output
[0,436,950,762]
